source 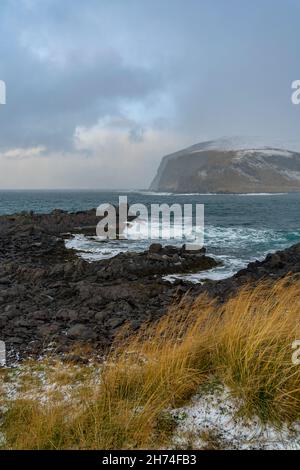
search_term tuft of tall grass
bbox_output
[2,276,300,449]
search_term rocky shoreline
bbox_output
[0,209,300,362]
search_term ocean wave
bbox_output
[130,191,290,197]
[65,234,127,261]
[133,191,174,196]
[65,224,300,282]
[239,192,287,196]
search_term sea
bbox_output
[0,190,299,283]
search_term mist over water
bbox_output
[0,190,299,282]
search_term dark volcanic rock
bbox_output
[1,208,299,362]
[149,243,162,253]
[0,209,219,360]
[67,324,97,340]
[189,243,300,302]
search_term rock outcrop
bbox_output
[0,210,218,361]
[1,208,299,362]
[150,138,300,193]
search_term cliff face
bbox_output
[150,139,300,193]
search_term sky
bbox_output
[0,0,300,189]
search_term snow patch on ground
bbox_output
[186,136,300,155]
[0,361,101,406]
[280,169,300,181]
[171,386,300,450]
[235,148,294,159]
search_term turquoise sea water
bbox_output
[0,190,299,281]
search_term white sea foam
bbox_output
[134,191,290,196]
[134,191,174,196]
[163,256,247,284]
[239,192,287,196]
[65,234,127,261]
[65,223,300,282]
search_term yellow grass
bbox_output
[1,276,300,449]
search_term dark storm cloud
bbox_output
[0,0,164,150]
[1,0,300,188]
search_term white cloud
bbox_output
[72,115,189,188]
[0,118,189,189]
[0,146,46,159]
[74,116,141,151]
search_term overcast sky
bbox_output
[0,0,300,189]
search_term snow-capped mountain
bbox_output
[150,138,300,193]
